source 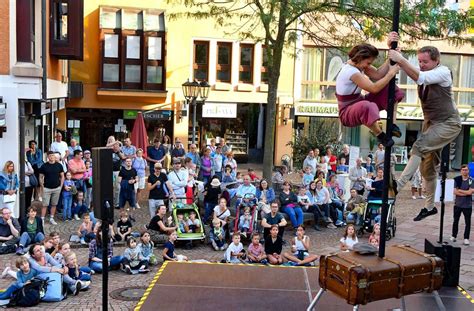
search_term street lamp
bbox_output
[182,79,211,145]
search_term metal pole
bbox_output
[102,201,110,311]
[192,98,197,145]
[438,145,450,244]
[379,0,400,258]
[19,101,26,219]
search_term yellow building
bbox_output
[68,0,295,163]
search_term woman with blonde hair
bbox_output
[0,161,19,215]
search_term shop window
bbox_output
[239,44,254,83]
[216,42,232,82]
[16,0,35,63]
[50,0,84,60]
[194,41,209,81]
[99,7,166,91]
[261,47,269,83]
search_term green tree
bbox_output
[172,0,473,183]
[288,118,342,169]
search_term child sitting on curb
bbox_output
[162,231,188,262]
[247,233,267,264]
[225,232,245,263]
[122,237,149,274]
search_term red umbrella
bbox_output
[131,112,148,158]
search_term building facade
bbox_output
[68,0,295,164]
[0,0,83,215]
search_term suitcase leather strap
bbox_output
[383,257,405,298]
[337,253,372,304]
[393,244,440,291]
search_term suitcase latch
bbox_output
[358,279,367,289]
[434,267,442,275]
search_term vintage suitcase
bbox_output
[319,244,443,305]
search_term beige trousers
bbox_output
[398,115,461,209]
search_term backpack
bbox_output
[0,244,16,255]
[8,277,49,307]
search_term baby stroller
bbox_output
[357,199,397,240]
[171,199,206,243]
[232,193,259,240]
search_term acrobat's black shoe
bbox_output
[391,124,402,138]
[413,207,438,222]
[377,132,394,148]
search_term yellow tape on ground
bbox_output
[457,286,474,304]
[133,262,169,311]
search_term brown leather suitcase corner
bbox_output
[385,244,443,295]
[319,245,444,305]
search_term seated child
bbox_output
[225,232,245,263]
[0,257,39,300]
[369,236,379,248]
[122,237,149,274]
[55,242,94,275]
[247,233,267,264]
[176,214,187,234]
[297,186,311,211]
[283,225,319,266]
[302,166,314,187]
[139,231,157,266]
[248,168,260,181]
[77,213,95,245]
[73,191,88,221]
[368,223,380,248]
[187,211,201,233]
[211,219,227,251]
[336,157,349,174]
[265,225,283,265]
[64,252,92,287]
[340,224,359,251]
[46,231,61,257]
[238,207,252,238]
[114,211,133,242]
[162,231,188,262]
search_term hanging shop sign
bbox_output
[143,110,172,120]
[202,103,237,118]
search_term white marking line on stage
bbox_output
[432,290,446,311]
[303,268,313,304]
[155,283,309,293]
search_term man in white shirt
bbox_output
[50,132,69,171]
[167,158,188,202]
[349,158,367,195]
[389,46,461,221]
[236,175,256,198]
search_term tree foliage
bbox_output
[169,0,473,182]
[288,118,342,169]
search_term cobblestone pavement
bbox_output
[0,171,472,310]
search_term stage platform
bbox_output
[135,262,474,311]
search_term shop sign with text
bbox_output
[295,103,339,117]
[202,103,237,118]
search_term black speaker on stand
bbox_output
[424,144,461,287]
[92,147,113,311]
